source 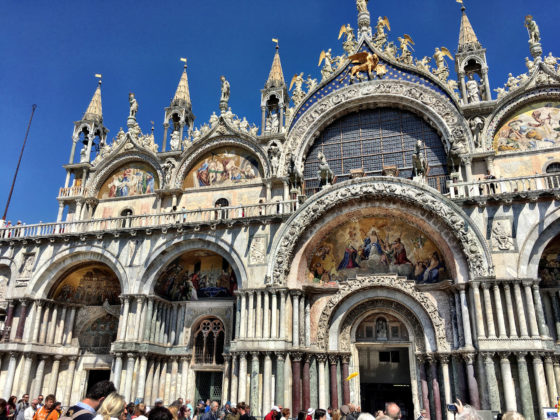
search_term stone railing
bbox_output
[0,200,297,240]
[447,173,560,200]
[58,186,84,198]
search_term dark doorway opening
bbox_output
[360,383,413,419]
[87,369,111,394]
[195,371,223,405]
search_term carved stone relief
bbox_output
[490,217,515,252]
[17,253,35,288]
[249,236,267,266]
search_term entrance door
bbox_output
[195,372,223,404]
[87,369,111,393]
[360,383,413,419]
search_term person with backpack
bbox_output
[62,380,116,420]
[32,395,58,420]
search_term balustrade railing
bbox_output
[0,201,297,240]
[447,173,560,199]
[58,186,84,198]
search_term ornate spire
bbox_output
[172,62,192,108]
[266,44,285,88]
[458,5,481,53]
[83,80,103,123]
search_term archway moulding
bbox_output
[174,136,271,189]
[319,274,448,352]
[268,177,493,285]
[281,79,473,177]
[140,234,248,295]
[29,246,129,297]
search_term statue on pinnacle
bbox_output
[356,0,369,13]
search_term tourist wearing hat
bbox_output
[306,409,315,420]
[264,407,280,420]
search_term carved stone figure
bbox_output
[506,73,519,90]
[192,128,201,141]
[374,16,390,48]
[128,93,138,118]
[544,52,558,69]
[466,74,481,104]
[469,116,485,149]
[220,76,230,111]
[305,76,318,92]
[494,87,507,99]
[80,147,88,163]
[525,15,540,45]
[319,49,335,82]
[288,155,303,194]
[317,151,334,188]
[349,52,382,80]
[170,130,181,151]
[492,220,514,251]
[525,57,535,73]
[271,113,279,133]
[209,112,219,126]
[239,117,249,132]
[162,161,174,187]
[432,47,453,81]
[268,142,281,175]
[356,0,368,13]
[290,73,306,106]
[249,124,259,136]
[397,35,414,65]
[385,42,397,59]
[415,56,431,73]
[376,318,388,340]
[339,24,358,55]
[412,140,428,178]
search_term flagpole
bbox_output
[2,104,37,221]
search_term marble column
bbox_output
[439,355,453,420]
[159,359,168,404]
[32,355,48,398]
[165,358,173,404]
[256,291,263,339]
[223,355,232,406]
[46,304,59,344]
[417,355,430,418]
[276,353,285,407]
[137,354,149,401]
[463,353,481,409]
[63,357,77,407]
[153,302,162,343]
[240,293,247,339]
[49,356,62,395]
[482,353,501,412]
[471,283,486,339]
[544,356,558,408]
[38,303,50,343]
[248,292,255,338]
[230,354,238,404]
[145,359,155,405]
[64,306,77,344]
[54,305,68,344]
[531,353,549,408]
[513,282,530,338]
[151,359,161,403]
[523,282,540,337]
[164,304,172,343]
[170,357,179,401]
[113,353,124,391]
[459,285,474,347]
[2,301,15,341]
[482,284,497,339]
[263,353,273,414]
[235,296,241,339]
[292,353,303,414]
[503,284,518,338]
[318,355,327,410]
[31,301,44,343]
[180,356,190,402]
[15,300,29,340]
[169,304,178,345]
[3,352,17,396]
[341,355,351,405]
[279,291,287,340]
[19,354,34,396]
[498,353,516,411]
[263,292,270,339]
[516,353,534,420]
[549,292,560,340]
[305,299,311,348]
[428,356,443,420]
[292,292,300,347]
[554,357,560,400]
[119,297,130,341]
[532,284,549,337]
[250,352,260,415]
[303,355,311,410]
[143,298,154,341]
[124,353,136,402]
[328,354,339,410]
[493,284,507,338]
[271,292,278,339]
[238,352,248,403]
[134,297,144,341]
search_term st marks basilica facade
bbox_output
[1,1,560,420]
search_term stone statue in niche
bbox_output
[469,116,485,149]
[170,130,181,151]
[491,220,514,251]
[268,142,281,176]
[466,74,481,104]
[19,253,35,278]
[376,318,388,340]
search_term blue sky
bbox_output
[1,0,559,224]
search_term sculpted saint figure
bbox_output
[129,93,138,118]
[524,15,540,44]
[466,74,481,104]
[220,76,230,103]
[356,0,368,13]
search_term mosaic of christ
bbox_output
[307,216,447,284]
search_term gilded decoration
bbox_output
[315,274,448,351]
[155,250,238,301]
[539,234,560,288]
[307,216,447,285]
[493,101,560,153]
[50,263,121,306]
[269,178,491,285]
[97,162,158,199]
[183,147,261,189]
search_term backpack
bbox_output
[58,408,92,420]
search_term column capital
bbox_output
[39,354,50,361]
[340,353,351,364]
[53,355,64,361]
[498,352,511,360]
[456,283,467,292]
[113,352,123,358]
[238,351,248,359]
[250,351,260,361]
[416,353,427,363]
[438,353,451,364]
[170,356,179,362]
[503,283,511,291]
[68,356,78,362]
[462,352,476,364]
[480,352,495,361]
[292,352,304,362]
[530,351,545,361]
[544,355,554,363]
[263,352,272,360]
[531,282,541,291]
[24,353,35,361]
[515,352,528,362]
[126,352,136,358]
[136,296,145,304]
[275,352,285,361]
[223,354,233,362]
[316,354,328,363]
[480,282,491,290]
[290,290,302,297]
[522,280,535,288]
[425,353,438,365]
[469,281,481,290]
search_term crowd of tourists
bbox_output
[0,380,528,420]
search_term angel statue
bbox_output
[319,49,335,82]
[305,76,318,92]
[415,56,432,73]
[356,0,369,13]
[129,93,138,118]
[397,34,415,65]
[432,47,454,81]
[289,73,306,106]
[374,16,391,48]
[339,24,358,55]
[524,15,540,45]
